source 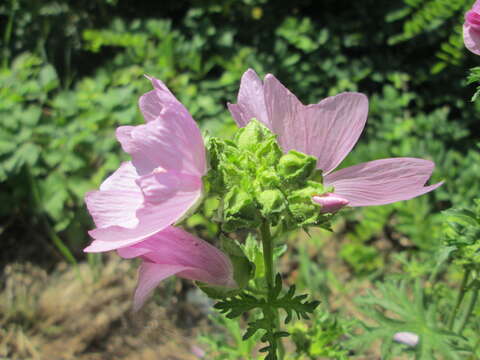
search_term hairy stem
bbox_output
[261,221,274,292]
[260,220,285,360]
[448,269,470,330]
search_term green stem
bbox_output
[448,269,471,330]
[260,221,274,291]
[457,279,479,335]
[260,220,285,360]
[27,167,80,278]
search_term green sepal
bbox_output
[278,150,317,185]
[234,119,274,150]
[255,137,283,167]
[257,189,286,224]
[223,186,261,232]
[286,181,326,227]
[242,233,266,280]
[221,235,255,289]
[196,282,243,299]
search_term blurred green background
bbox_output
[2,0,478,266]
[1,0,480,358]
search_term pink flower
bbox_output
[464,1,480,55]
[118,226,236,311]
[228,69,442,212]
[84,77,206,252]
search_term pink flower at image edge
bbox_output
[464,0,480,55]
[84,76,207,252]
[228,69,443,211]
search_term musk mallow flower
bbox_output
[118,226,236,311]
[464,1,480,55]
[228,69,442,212]
[84,77,206,252]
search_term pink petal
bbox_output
[116,117,205,177]
[139,76,194,124]
[263,73,303,148]
[302,93,368,174]
[99,161,139,191]
[463,23,480,55]
[120,77,206,177]
[324,158,443,207]
[466,10,480,27]
[227,69,270,128]
[119,227,234,288]
[84,162,142,229]
[118,227,236,310]
[264,75,368,174]
[136,171,201,205]
[132,261,189,311]
[85,172,203,252]
[473,0,480,12]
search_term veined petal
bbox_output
[132,261,190,312]
[136,171,201,205]
[99,161,139,191]
[85,172,203,252]
[144,78,205,166]
[139,76,194,124]
[263,75,368,174]
[85,162,142,229]
[116,117,205,177]
[119,227,236,310]
[119,227,234,287]
[119,77,206,177]
[227,69,269,128]
[263,73,303,151]
[324,158,443,207]
[302,93,368,174]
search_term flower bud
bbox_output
[393,332,419,347]
[278,150,317,185]
[235,119,267,150]
[223,186,261,231]
[312,193,349,213]
[257,189,285,223]
[287,181,326,227]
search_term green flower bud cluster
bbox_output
[205,119,331,232]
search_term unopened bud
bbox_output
[393,332,419,347]
[235,119,266,150]
[257,189,285,222]
[278,150,317,184]
[223,186,260,231]
[312,193,349,213]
